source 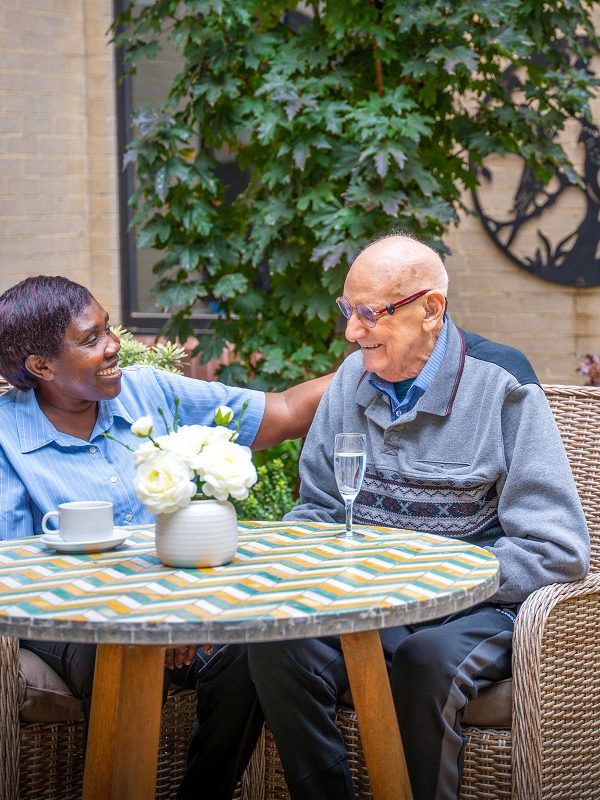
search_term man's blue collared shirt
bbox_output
[369,320,449,419]
[0,366,265,538]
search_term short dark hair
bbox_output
[0,276,94,390]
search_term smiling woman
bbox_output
[0,274,270,740]
[0,275,330,537]
[0,276,94,390]
[0,274,332,753]
[25,299,123,441]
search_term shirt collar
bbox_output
[16,389,136,453]
[368,319,449,418]
[355,314,466,419]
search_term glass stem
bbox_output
[344,498,354,536]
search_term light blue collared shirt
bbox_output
[369,319,449,419]
[0,366,265,538]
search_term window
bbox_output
[114,4,310,332]
[115,9,251,332]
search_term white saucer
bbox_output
[40,529,129,554]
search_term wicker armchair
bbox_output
[261,384,600,799]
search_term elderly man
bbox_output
[178,235,589,800]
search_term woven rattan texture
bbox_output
[16,689,253,800]
[0,636,19,800]
[262,708,511,800]
[264,716,512,800]
[539,592,600,797]
[19,721,84,800]
[544,385,600,571]
[154,689,261,800]
[461,727,512,800]
[156,689,197,800]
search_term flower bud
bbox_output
[214,405,234,426]
[131,415,153,437]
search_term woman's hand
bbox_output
[165,645,199,669]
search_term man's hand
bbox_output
[165,645,199,670]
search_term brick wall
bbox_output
[445,208,600,385]
[0,0,120,319]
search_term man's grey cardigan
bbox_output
[286,316,589,605]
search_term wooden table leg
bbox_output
[341,630,412,800]
[82,644,166,800]
[82,644,123,800]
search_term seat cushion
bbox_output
[18,648,84,723]
[339,677,512,730]
[463,677,512,728]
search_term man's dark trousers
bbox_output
[178,604,514,800]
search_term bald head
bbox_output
[342,235,448,381]
[349,235,448,299]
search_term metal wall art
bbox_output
[471,54,600,288]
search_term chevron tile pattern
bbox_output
[0,523,498,633]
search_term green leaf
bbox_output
[155,279,207,309]
[213,273,249,299]
[305,293,333,321]
[178,245,202,271]
[260,346,288,375]
[138,217,171,248]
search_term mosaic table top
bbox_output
[0,521,499,644]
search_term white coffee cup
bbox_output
[41,501,114,541]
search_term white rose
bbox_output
[131,415,153,437]
[214,405,234,426]
[175,424,231,450]
[133,440,160,467]
[195,441,257,501]
[133,452,196,515]
[148,427,207,471]
[160,425,235,471]
[199,426,237,445]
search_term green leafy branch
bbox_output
[113,0,599,390]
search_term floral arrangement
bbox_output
[108,402,257,515]
[576,354,600,387]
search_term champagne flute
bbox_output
[334,433,367,540]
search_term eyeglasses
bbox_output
[336,289,431,328]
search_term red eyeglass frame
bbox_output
[372,288,431,317]
[336,289,431,327]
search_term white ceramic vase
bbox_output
[155,499,238,568]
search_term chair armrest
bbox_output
[512,573,600,800]
[0,635,20,800]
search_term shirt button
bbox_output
[125,513,133,522]
[89,446,97,453]
[110,475,118,483]
[396,410,401,417]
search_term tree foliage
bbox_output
[114,0,599,389]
